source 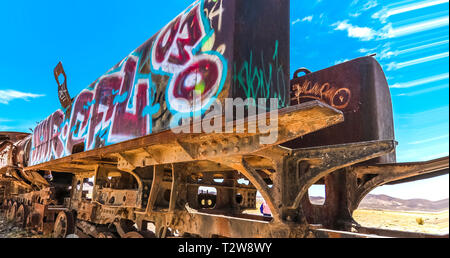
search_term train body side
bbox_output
[28,0,290,167]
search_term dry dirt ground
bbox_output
[245,198,449,236]
[353,209,449,235]
[0,216,44,238]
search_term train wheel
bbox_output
[15,204,29,228]
[6,202,17,221]
[53,211,75,238]
[97,232,116,238]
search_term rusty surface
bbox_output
[284,56,396,164]
[54,62,72,110]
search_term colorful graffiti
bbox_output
[29,0,227,166]
[151,3,226,115]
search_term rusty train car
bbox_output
[0,0,448,238]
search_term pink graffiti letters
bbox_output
[30,56,153,165]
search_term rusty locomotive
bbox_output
[0,0,448,238]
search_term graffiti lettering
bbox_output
[152,2,226,114]
[291,80,351,110]
[204,0,224,32]
[234,41,287,108]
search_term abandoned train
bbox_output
[0,0,448,238]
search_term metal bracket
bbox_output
[285,140,396,210]
[54,62,72,110]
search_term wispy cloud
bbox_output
[349,0,378,18]
[362,0,378,11]
[382,16,449,39]
[390,72,449,88]
[386,52,449,71]
[358,47,378,54]
[334,58,349,65]
[0,125,13,131]
[302,15,313,22]
[334,13,448,42]
[408,134,449,145]
[0,90,45,104]
[292,15,314,25]
[332,20,377,41]
[397,84,448,97]
[380,39,449,60]
[372,0,449,23]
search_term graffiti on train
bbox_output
[151,2,226,115]
[30,0,227,166]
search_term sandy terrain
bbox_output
[353,209,449,235]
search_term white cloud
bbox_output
[362,0,378,11]
[0,89,44,104]
[302,15,313,22]
[408,134,449,145]
[390,73,449,88]
[386,52,449,71]
[292,18,301,25]
[334,58,349,65]
[292,15,314,25]
[397,84,448,97]
[0,125,13,131]
[372,0,449,23]
[332,20,377,41]
[381,16,449,39]
[358,47,378,54]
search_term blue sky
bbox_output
[0,0,448,201]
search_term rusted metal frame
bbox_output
[353,156,449,176]
[309,227,387,238]
[159,165,180,238]
[145,165,164,213]
[141,147,162,164]
[140,209,268,238]
[53,61,72,110]
[252,145,291,218]
[113,219,136,238]
[349,156,449,211]
[239,159,279,220]
[289,140,396,210]
[349,224,449,238]
[116,152,136,170]
[23,101,343,172]
[210,155,281,222]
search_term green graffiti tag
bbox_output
[233,41,287,108]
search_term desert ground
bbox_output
[245,197,449,236]
[353,209,449,235]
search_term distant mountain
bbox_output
[308,194,449,212]
[358,194,449,212]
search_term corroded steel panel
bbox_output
[284,56,396,164]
